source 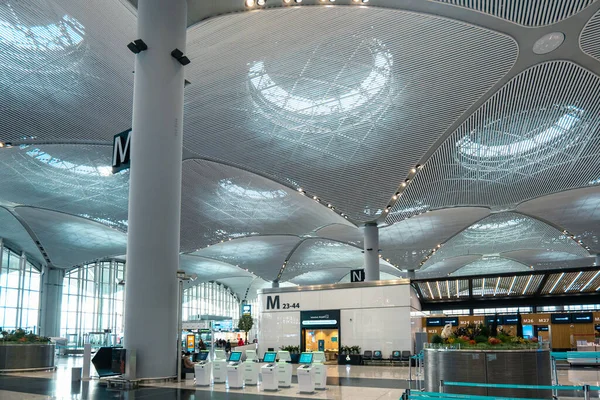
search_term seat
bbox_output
[391,350,401,365]
[362,350,372,365]
[373,350,383,364]
[401,350,411,364]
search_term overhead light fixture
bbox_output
[410,168,417,174]
[362,0,369,2]
[171,48,190,65]
[245,0,255,6]
[257,0,266,5]
[295,0,302,2]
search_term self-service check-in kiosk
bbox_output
[297,352,316,394]
[194,351,211,386]
[312,351,327,390]
[276,350,292,388]
[226,351,244,389]
[260,352,278,391]
[213,349,227,384]
[243,349,259,386]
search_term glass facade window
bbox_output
[0,245,40,332]
[473,307,532,315]
[60,261,125,345]
[183,282,240,322]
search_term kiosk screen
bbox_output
[263,352,277,363]
[299,353,313,364]
[198,351,209,361]
[229,352,242,362]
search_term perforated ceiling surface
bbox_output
[388,61,600,223]
[433,0,596,26]
[0,0,135,144]
[179,254,253,281]
[0,207,42,264]
[580,7,600,61]
[518,187,600,252]
[451,257,530,276]
[188,235,301,281]
[183,6,517,221]
[316,224,363,247]
[416,255,481,278]
[0,145,129,231]
[419,212,590,276]
[180,159,348,252]
[15,206,127,268]
[380,207,490,269]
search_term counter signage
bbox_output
[426,318,443,327]
[595,324,600,332]
[571,313,593,323]
[442,317,458,326]
[300,310,340,328]
[536,326,549,331]
[502,315,520,324]
[485,316,502,325]
[551,314,571,324]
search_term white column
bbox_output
[123,0,187,379]
[363,223,380,281]
[39,266,65,338]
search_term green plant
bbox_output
[351,345,361,355]
[280,345,300,354]
[0,329,50,344]
[431,334,443,344]
[237,315,253,342]
[474,335,488,343]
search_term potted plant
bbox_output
[0,329,54,371]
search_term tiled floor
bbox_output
[0,356,599,399]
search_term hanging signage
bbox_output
[426,318,443,327]
[442,317,459,326]
[571,313,593,323]
[551,314,571,324]
[485,316,502,325]
[595,324,600,332]
[350,269,365,282]
[300,310,340,328]
[112,128,131,173]
[242,304,252,315]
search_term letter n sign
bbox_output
[112,129,131,173]
[350,269,365,282]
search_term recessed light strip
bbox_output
[522,275,533,295]
[564,272,582,293]
[549,273,565,294]
[580,271,600,292]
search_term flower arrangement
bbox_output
[0,329,51,344]
[429,323,540,350]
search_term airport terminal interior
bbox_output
[2,0,600,399]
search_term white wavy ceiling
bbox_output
[0,0,599,288]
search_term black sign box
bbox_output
[551,314,572,324]
[571,313,593,323]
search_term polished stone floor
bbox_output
[0,356,599,399]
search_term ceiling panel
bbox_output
[183,6,517,221]
[0,145,129,231]
[517,187,600,252]
[0,0,135,144]
[389,61,600,222]
[502,249,593,269]
[0,207,42,265]
[420,212,589,274]
[187,235,301,281]
[15,206,127,268]
[432,0,596,26]
[180,159,349,252]
[179,254,253,282]
[452,257,530,277]
[381,207,490,269]
[316,224,363,247]
[417,255,481,279]
[581,7,600,62]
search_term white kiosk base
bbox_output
[276,362,292,388]
[297,364,315,394]
[194,362,211,387]
[213,360,227,384]
[313,363,327,389]
[227,363,244,389]
[261,363,278,391]
[243,361,259,386]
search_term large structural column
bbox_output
[406,270,416,280]
[39,266,65,338]
[124,0,187,379]
[363,223,380,281]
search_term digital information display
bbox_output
[502,315,520,324]
[551,314,572,324]
[571,313,593,323]
[442,317,459,326]
[299,353,313,364]
[198,351,209,361]
[426,318,443,327]
[263,352,277,363]
[229,352,242,362]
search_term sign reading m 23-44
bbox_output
[266,295,300,310]
[112,129,131,173]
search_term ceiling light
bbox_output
[297,187,303,192]
[245,0,255,6]
[532,32,565,55]
[313,196,318,200]
[581,271,600,292]
[283,0,291,3]
[401,182,406,187]
[295,0,302,2]
[362,0,369,2]
[257,0,266,4]
[549,273,565,294]
[410,168,417,174]
[327,204,332,208]
[522,275,533,295]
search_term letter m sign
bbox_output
[112,129,131,173]
[266,295,280,310]
[350,269,365,282]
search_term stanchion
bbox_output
[439,379,444,393]
[583,384,590,400]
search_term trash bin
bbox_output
[71,367,82,382]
